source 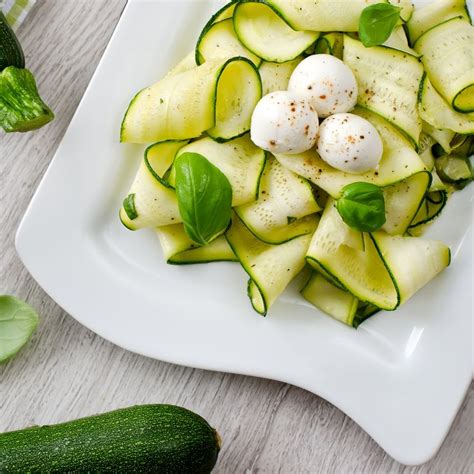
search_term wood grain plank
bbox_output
[0,1,472,472]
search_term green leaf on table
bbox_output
[0,295,39,362]
[336,182,386,232]
[174,152,232,245]
[359,3,401,47]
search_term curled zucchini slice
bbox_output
[415,17,474,113]
[419,77,474,134]
[314,32,344,58]
[233,2,319,63]
[170,135,266,207]
[196,18,261,66]
[370,232,450,305]
[306,202,399,310]
[121,57,261,143]
[226,212,314,315]
[382,172,431,235]
[343,36,423,147]
[156,224,237,264]
[120,140,187,230]
[253,0,381,32]
[408,190,448,231]
[259,57,302,95]
[235,155,320,244]
[275,108,427,198]
[306,201,451,310]
[301,272,359,326]
[406,0,470,45]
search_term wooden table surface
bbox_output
[0,1,472,472]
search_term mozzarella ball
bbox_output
[250,91,319,154]
[317,113,383,174]
[288,54,358,118]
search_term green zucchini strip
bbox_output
[121,56,261,143]
[169,135,266,207]
[343,36,424,148]
[252,0,383,32]
[233,2,319,63]
[301,272,359,327]
[196,18,261,66]
[382,172,431,235]
[383,26,419,56]
[370,232,450,304]
[235,155,320,244]
[419,77,474,134]
[275,108,427,198]
[259,57,302,96]
[406,0,470,45]
[306,201,399,310]
[409,190,448,230]
[156,223,237,264]
[422,121,456,154]
[415,17,474,113]
[119,140,187,230]
[226,212,314,316]
[306,200,451,310]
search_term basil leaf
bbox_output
[174,152,232,245]
[359,3,401,47]
[336,182,386,232]
[0,295,39,363]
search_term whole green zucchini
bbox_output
[0,12,24,71]
[0,404,221,473]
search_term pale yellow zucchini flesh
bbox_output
[415,17,474,113]
[343,36,424,147]
[156,224,236,264]
[170,135,266,207]
[226,212,314,315]
[120,140,187,230]
[235,156,320,244]
[233,2,319,63]
[121,57,261,144]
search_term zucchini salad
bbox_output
[119,0,473,327]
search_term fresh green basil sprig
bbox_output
[359,3,401,47]
[174,152,232,245]
[336,182,386,232]
[0,295,39,362]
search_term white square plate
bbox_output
[16,0,473,465]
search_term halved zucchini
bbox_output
[406,0,470,45]
[235,155,320,244]
[343,36,424,147]
[233,2,319,63]
[119,140,187,230]
[301,272,359,326]
[259,57,302,95]
[121,57,261,143]
[169,135,266,207]
[415,17,474,113]
[226,212,313,315]
[156,223,237,264]
[196,18,261,66]
[419,77,474,134]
